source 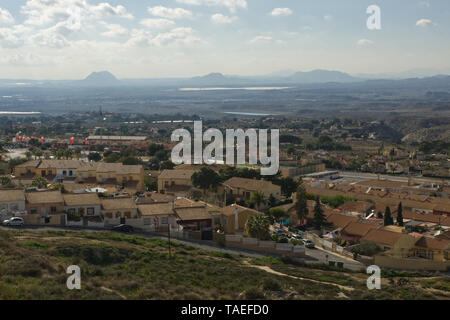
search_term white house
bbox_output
[0,190,27,218]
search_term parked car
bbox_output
[112,224,134,233]
[291,234,303,240]
[304,240,315,249]
[2,217,24,226]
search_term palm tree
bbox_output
[249,191,267,211]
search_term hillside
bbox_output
[0,229,448,300]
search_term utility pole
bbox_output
[168,223,172,259]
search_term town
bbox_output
[1,113,449,275]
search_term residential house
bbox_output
[340,222,382,242]
[157,170,196,196]
[338,201,375,217]
[102,198,138,225]
[174,205,212,231]
[219,204,261,234]
[63,193,102,226]
[360,229,405,251]
[0,189,26,217]
[411,237,450,262]
[223,177,282,203]
[25,191,64,216]
[137,202,177,232]
[326,214,359,230]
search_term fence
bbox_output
[225,235,305,257]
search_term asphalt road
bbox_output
[0,225,364,271]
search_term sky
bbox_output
[0,0,449,79]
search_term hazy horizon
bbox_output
[1,0,450,80]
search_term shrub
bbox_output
[262,279,282,292]
[244,287,265,300]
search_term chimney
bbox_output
[234,205,239,232]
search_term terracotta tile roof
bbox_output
[0,189,25,202]
[326,214,359,229]
[158,170,196,180]
[138,203,174,216]
[361,229,404,247]
[339,201,374,213]
[63,193,101,206]
[223,177,280,192]
[175,207,212,221]
[96,163,142,174]
[415,237,450,250]
[342,222,381,237]
[101,198,137,210]
[25,191,63,204]
[221,204,261,216]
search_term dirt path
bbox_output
[243,261,355,292]
[100,286,127,300]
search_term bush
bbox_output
[244,287,265,300]
[262,279,282,292]
[351,242,382,257]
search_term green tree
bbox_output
[295,178,309,223]
[154,150,168,162]
[144,176,158,192]
[148,143,164,156]
[122,157,139,165]
[245,214,271,240]
[249,191,267,211]
[269,207,287,223]
[191,167,221,193]
[397,202,404,226]
[384,206,394,226]
[160,160,175,170]
[312,196,326,230]
[88,152,102,162]
[280,177,298,197]
[32,177,49,189]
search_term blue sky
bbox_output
[0,0,449,79]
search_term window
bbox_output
[63,170,67,176]
[86,208,95,216]
[214,217,221,226]
[69,170,73,176]
[51,206,57,213]
[78,208,85,215]
[144,218,151,226]
[115,212,121,218]
[161,217,169,225]
[30,208,37,214]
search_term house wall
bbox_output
[0,200,26,213]
[65,205,101,216]
[102,208,139,219]
[26,202,64,215]
[158,177,192,193]
[223,210,258,234]
[23,214,65,226]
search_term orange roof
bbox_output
[415,237,450,250]
[361,229,403,247]
[326,214,359,229]
[342,222,381,237]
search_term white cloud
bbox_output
[101,23,128,38]
[419,1,430,8]
[211,14,237,24]
[270,8,292,17]
[175,0,247,13]
[0,8,14,24]
[140,19,176,29]
[147,6,193,20]
[324,15,332,21]
[21,0,133,26]
[357,39,374,46]
[0,27,24,48]
[127,27,201,47]
[249,36,273,44]
[416,18,433,27]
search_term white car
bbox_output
[2,217,24,226]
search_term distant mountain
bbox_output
[188,73,232,85]
[287,69,360,83]
[81,71,120,86]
